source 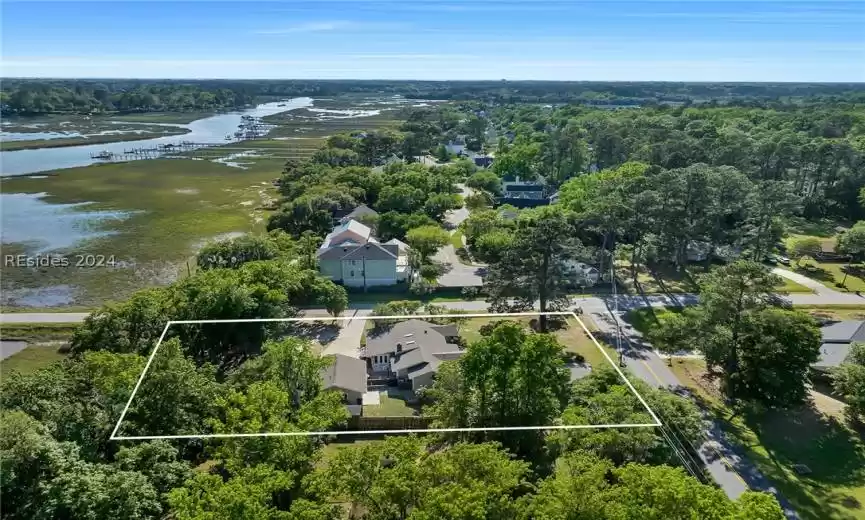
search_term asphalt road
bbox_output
[591,307,799,518]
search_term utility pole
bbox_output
[611,249,624,367]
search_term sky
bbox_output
[1,0,864,82]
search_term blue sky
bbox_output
[2,0,863,81]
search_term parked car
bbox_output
[776,255,791,266]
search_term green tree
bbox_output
[658,261,821,406]
[297,230,322,270]
[324,437,528,520]
[122,338,222,438]
[377,211,438,241]
[646,311,698,365]
[425,321,570,456]
[525,451,784,520]
[485,205,585,331]
[435,144,451,162]
[789,236,823,266]
[423,193,462,221]
[466,170,503,195]
[474,230,515,264]
[0,411,162,520]
[832,342,865,423]
[465,191,494,210]
[405,225,449,262]
[197,231,295,270]
[550,366,702,466]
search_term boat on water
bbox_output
[92,151,112,160]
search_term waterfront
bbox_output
[0,98,313,176]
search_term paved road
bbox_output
[1,312,91,324]
[593,305,800,519]
[433,184,485,287]
[3,285,860,325]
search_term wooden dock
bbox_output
[89,115,275,163]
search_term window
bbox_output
[350,270,355,277]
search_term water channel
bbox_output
[0,97,313,176]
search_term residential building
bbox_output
[815,320,865,373]
[361,320,462,391]
[337,204,378,226]
[317,219,411,288]
[445,137,467,156]
[321,354,367,405]
[563,260,601,287]
[499,177,550,208]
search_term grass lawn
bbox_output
[0,324,75,376]
[618,261,813,295]
[361,392,419,417]
[2,156,285,307]
[796,305,865,321]
[458,314,616,369]
[1,323,78,342]
[0,344,67,376]
[795,261,865,293]
[669,358,865,520]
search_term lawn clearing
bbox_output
[457,314,615,369]
[361,391,419,417]
[0,344,67,376]
[618,261,813,295]
[795,261,865,293]
[670,358,865,520]
[0,323,79,343]
[795,305,865,321]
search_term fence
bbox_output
[342,416,433,431]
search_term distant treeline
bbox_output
[3,79,865,115]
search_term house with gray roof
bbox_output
[361,319,462,391]
[337,204,379,226]
[320,354,367,415]
[317,219,411,288]
[815,320,865,372]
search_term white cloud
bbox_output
[254,21,354,35]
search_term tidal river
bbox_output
[0,98,312,176]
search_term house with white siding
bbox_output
[317,219,412,288]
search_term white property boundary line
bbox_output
[110,311,662,441]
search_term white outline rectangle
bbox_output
[110,311,662,441]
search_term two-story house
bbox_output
[317,219,411,288]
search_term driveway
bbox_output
[444,183,475,229]
[319,309,370,358]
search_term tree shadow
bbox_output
[743,403,865,488]
[794,263,835,283]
